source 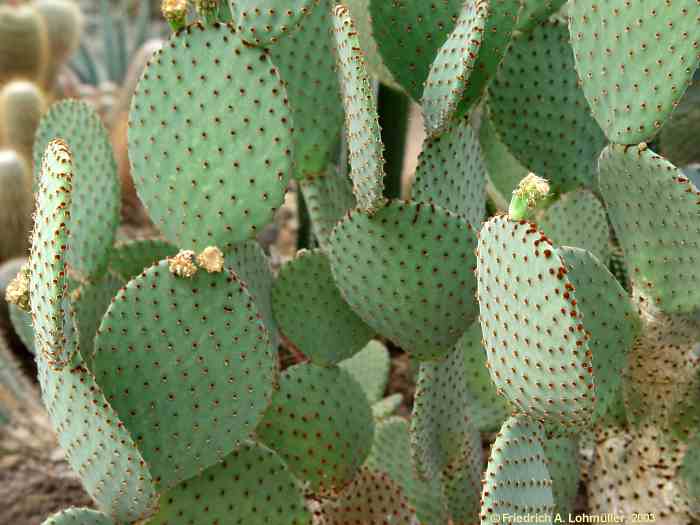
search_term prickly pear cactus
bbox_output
[13,1,700,522]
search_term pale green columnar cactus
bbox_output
[4,1,698,523]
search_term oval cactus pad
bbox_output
[93,261,276,487]
[128,22,293,251]
[230,0,318,46]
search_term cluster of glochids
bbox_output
[2,0,700,523]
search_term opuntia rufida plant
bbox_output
[4,0,700,524]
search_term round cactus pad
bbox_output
[92,261,276,488]
[338,340,390,404]
[128,23,293,251]
[477,216,595,427]
[411,345,482,480]
[230,0,317,46]
[599,144,700,314]
[569,0,700,144]
[148,441,311,525]
[108,239,177,282]
[369,0,463,101]
[257,363,374,496]
[365,417,448,525]
[270,2,344,178]
[272,249,373,366]
[420,0,487,135]
[333,6,386,213]
[327,200,479,360]
[37,355,157,522]
[319,468,415,525]
[413,115,487,228]
[538,190,611,265]
[488,21,607,192]
[33,101,120,279]
[480,416,554,523]
[299,170,355,249]
[42,508,115,525]
[29,140,77,369]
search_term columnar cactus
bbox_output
[5,1,700,524]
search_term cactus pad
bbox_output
[488,21,607,192]
[333,6,386,212]
[369,0,462,101]
[37,353,157,522]
[270,2,344,178]
[538,190,610,265]
[569,0,700,143]
[318,467,415,525]
[413,115,487,228]
[28,140,76,369]
[34,100,120,279]
[543,436,580,515]
[327,200,478,360]
[372,393,404,420]
[273,249,373,366]
[599,144,700,314]
[230,0,317,46]
[477,216,595,427]
[366,417,449,525]
[92,261,276,487]
[411,345,482,480]
[107,239,177,282]
[42,508,114,525]
[421,1,487,135]
[9,304,35,354]
[257,363,374,496]
[128,23,293,251]
[299,170,355,249]
[339,340,390,404]
[516,0,567,33]
[480,416,555,523]
[149,441,311,525]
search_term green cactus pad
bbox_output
[270,2,344,178]
[226,240,278,347]
[273,249,373,366]
[420,1,487,135]
[442,461,483,525]
[411,345,482,480]
[569,0,700,144]
[488,21,607,192]
[333,6,386,212]
[477,216,595,427]
[479,113,529,205]
[660,81,700,168]
[339,340,390,404]
[257,362,374,496]
[107,239,177,282]
[368,0,462,101]
[412,115,487,228]
[480,416,555,523]
[318,467,415,525]
[543,436,580,515]
[372,393,404,420]
[9,304,35,354]
[33,101,120,279]
[42,508,114,525]
[92,261,276,488]
[28,140,77,369]
[515,0,567,33]
[37,353,157,522]
[537,190,610,265]
[456,322,510,433]
[230,0,317,46]
[327,200,478,360]
[148,441,311,525]
[299,170,355,249]
[128,22,293,251]
[70,275,124,370]
[558,247,640,421]
[680,434,700,512]
[366,417,449,525]
[599,144,700,314]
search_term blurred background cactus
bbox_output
[0,0,699,524]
